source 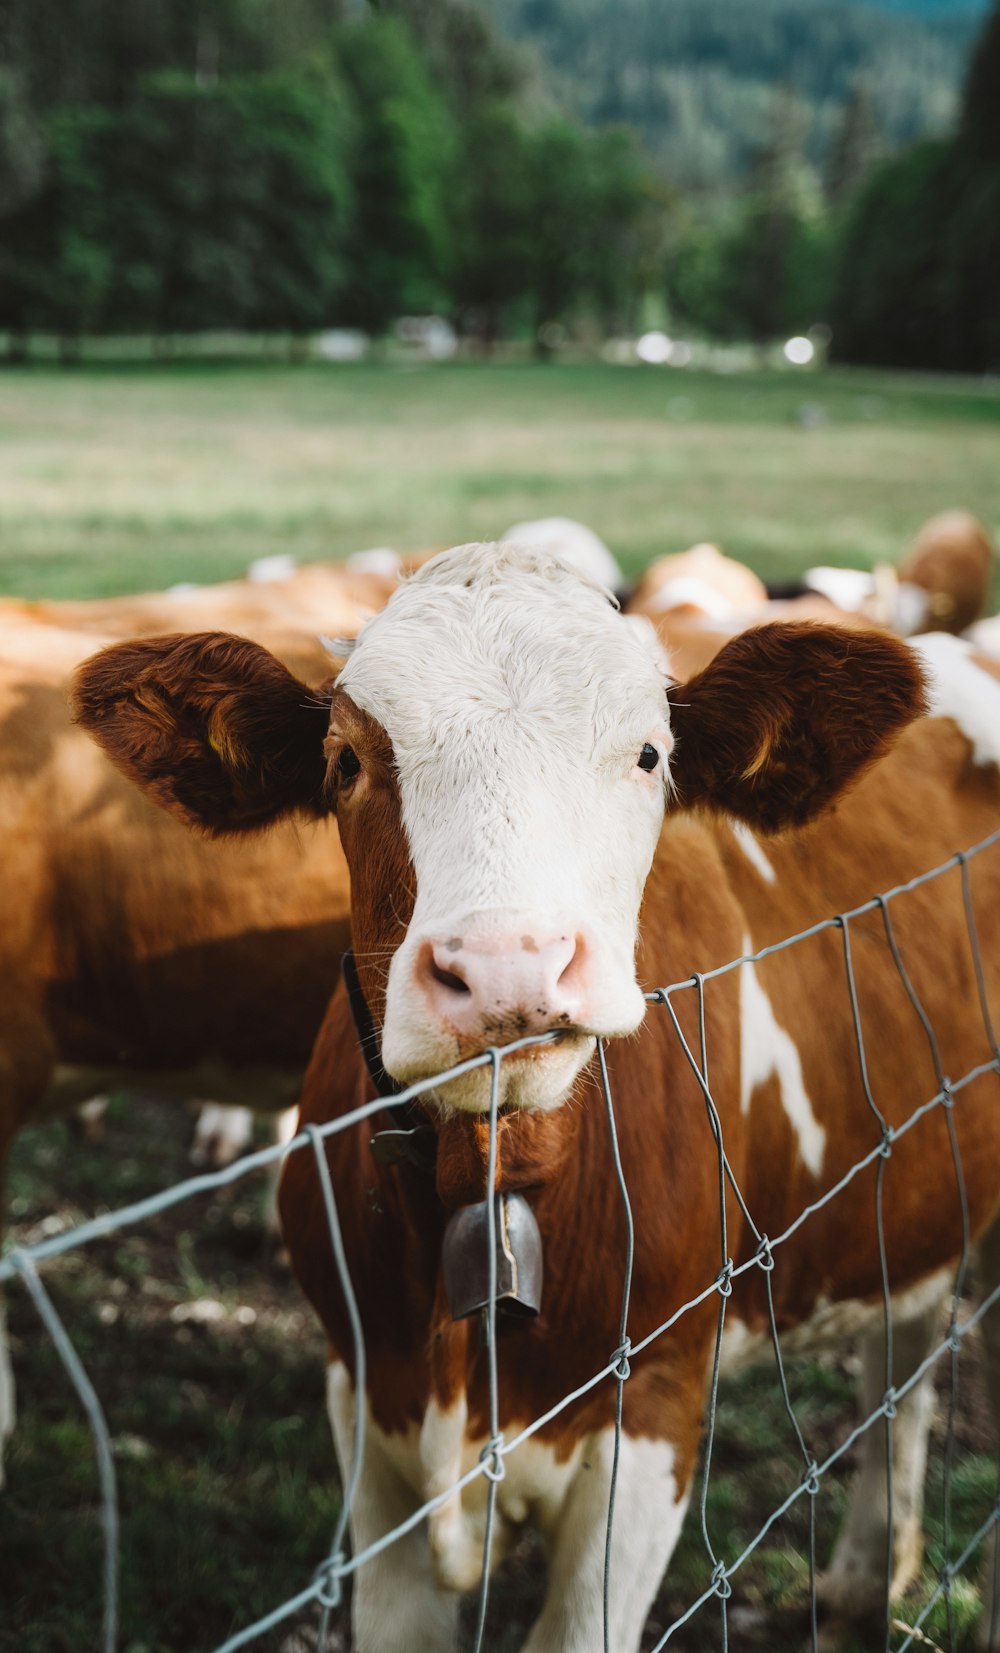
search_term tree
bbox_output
[824,81,882,205]
[334,16,457,333]
[0,70,355,341]
[960,0,1000,166]
[451,99,535,343]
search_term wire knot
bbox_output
[480,1435,505,1483]
[710,1560,732,1600]
[878,1127,894,1160]
[313,1553,344,1610]
[613,1337,632,1380]
[940,1077,955,1111]
[716,1259,734,1298]
[801,1460,821,1497]
[946,1326,963,1356]
[755,1236,775,1273]
[883,1386,898,1421]
[939,1559,957,1587]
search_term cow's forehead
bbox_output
[337,542,668,750]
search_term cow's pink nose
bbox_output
[416,931,587,1036]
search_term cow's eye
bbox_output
[337,746,361,784]
[637,743,659,772]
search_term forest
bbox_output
[0,0,997,370]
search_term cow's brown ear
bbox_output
[667,622,927,833]
[71,631,332,835]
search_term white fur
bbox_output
[646,575,740,619]
[501,519,624,591]
[967,613,1000,658]
[805,566,877,611]
[520,1432,688,1653]
[739,939,825,1177]
[189,1102,255,1168]
[329,1362,688,1653]
[246,553,298,584]
[346,548,402,576]
[730,820,777,884]
[910,631,1000,767]
[326,1365,459,1653]
[338,544,671,1112]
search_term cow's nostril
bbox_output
[556,934,585,992]
[430,957,471,996]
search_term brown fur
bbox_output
[75,607,1000,1624]
[0,567,398,1191]
[898,509,996,634]
[668,622,927,830]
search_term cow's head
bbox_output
[72,543,925,1114]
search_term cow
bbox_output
[0,559,396,645]
[0,609,361,1483]
[0,561,405,1167]
[73,543,1000,1651]
[625,541,880,680]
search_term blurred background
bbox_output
[0,0,998,597]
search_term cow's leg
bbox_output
[326,1362,459,1653]
[821,1296,944,1621]
[521,1426,690,1653]
[974,1214,1000,1651]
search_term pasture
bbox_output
[2,360,1000,1652]
[1,361,999,595]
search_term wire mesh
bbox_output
[2,826,999,1653]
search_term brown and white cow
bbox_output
[0,609,365,1482]
[74,544,1000,1651]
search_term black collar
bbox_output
[342,949,436,1173]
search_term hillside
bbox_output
[481,0,983,193]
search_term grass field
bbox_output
[2,359,1000,1652]
[0,360,999,596]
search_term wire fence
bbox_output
[4,825,1000,1653]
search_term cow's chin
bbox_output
[390,1032,597,1116]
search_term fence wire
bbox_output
[3,825,1000,1653]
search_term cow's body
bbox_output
[0,561,395,644]
[280,708,1000,1646]
[74,545,1000,1650]
[0,601,371,1477]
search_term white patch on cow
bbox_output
[326,1365,461,1653]
[740,938,825,1176]
[892,580,931,636]
[910,631,1000,767]
[502,518,624,591]
[189,1102,254,1168]
[521,1431,688,1653]
[646,576,739,619]
[329,1364,690,1650]
[346,547,402,576]
[246,553,298,584]
[75,1095,109,1138]
[805,566,877,611]
[730,819,777,884]
[338,543,671,1111]
[967,614,1000,659]
[719,1266,951,1376]
[0,1295,15,1488]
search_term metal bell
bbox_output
[441,1192,543,1322]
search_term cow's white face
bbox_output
[333,543,673,1113]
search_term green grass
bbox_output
[0,361,998,596]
